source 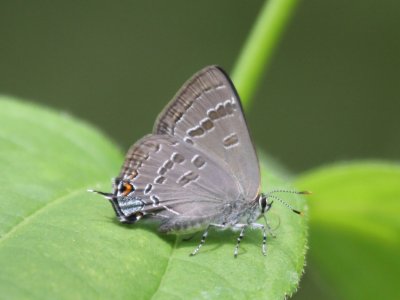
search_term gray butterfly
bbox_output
[90,66,307,257]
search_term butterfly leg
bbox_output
[190,226,210,256]
[189,223,228,256]
[265,221,276,238]
[233,224,248,258]
[251,223,267,256]
[263,215,277,238]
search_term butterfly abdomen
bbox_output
[158,216,214,234]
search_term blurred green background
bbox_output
[1,1,399,299]
[1,0,398,173]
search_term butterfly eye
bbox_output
[258,194,268,213]
[118,182,134,196]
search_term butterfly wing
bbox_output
[154,66,260,199]
[119,134,241,232]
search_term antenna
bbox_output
[265,190,311,215]
[266,189,312,196]
[87,189,114,200]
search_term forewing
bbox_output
[119,134,241,223]
[154,66,260,198]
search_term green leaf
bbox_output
[294,162,400,300]
[0,97,307,299]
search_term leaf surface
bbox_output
[0,97,307,299]
[294,162,400,300]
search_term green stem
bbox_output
[232,0,299,109]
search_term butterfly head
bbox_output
[258,194,273,214]
[258,190,311,216]
[88,178,145,224]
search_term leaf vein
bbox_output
[0,184,99,246]
[149,235,180,300]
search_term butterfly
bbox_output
[89,66,308,257]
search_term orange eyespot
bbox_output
[120,182,133,196]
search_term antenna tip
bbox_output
[87,189,95,193]
[299,190,312,195]
[292,209,304,216]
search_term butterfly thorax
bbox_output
[216,195,262,227]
